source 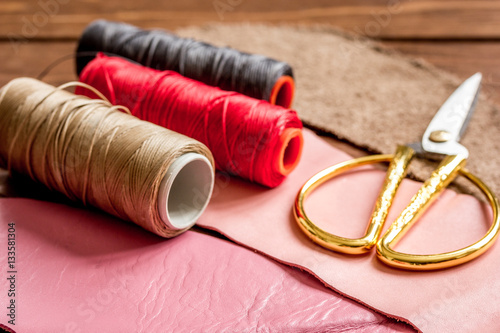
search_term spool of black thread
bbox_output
[75,20,295,107]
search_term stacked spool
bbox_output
[0,20,302,239]
[76,54,303,188]
[75,20,295,108]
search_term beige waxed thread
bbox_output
[0,78,214,238]
[7,82,128,198]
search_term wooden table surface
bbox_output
[1,0,499,98]
[1,0,499,198]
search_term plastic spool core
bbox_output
[275,128,304,177]
[157,153,214,230]
[269,76,295,108]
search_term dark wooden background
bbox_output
[1,0,499,197]
[1,0,499,101]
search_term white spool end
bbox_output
[157,153,214,230]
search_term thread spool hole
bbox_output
[158,153,214,230]
[283,135,302,170]
[276,128,303,176]
[270,76,295,108]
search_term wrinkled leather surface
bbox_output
[0,199,412,332]
[198,129,500,333]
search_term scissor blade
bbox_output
[421,72,482,157]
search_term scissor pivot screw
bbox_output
[429,130,451,143]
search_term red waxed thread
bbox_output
[76,54,303,187]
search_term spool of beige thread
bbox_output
[0,78,214,238]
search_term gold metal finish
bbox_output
[377,165,500,270]
[294,152,500,270]
[367,146,415,252]
[429,130,451,143]
[294,154,393,254]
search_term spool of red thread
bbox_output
[76,54,303,187]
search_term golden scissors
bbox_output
[294,73,500,270]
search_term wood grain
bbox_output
[1,0,500,40]
[0,42,76,86]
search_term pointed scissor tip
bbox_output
[460,72,482,102]
[468,72,482,85]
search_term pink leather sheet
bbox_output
[197,129,500,333]
[0,198,411,332]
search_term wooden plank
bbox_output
[1,0,500,40]
[0,42,77,88]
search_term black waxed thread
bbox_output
[75,20,294,103]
